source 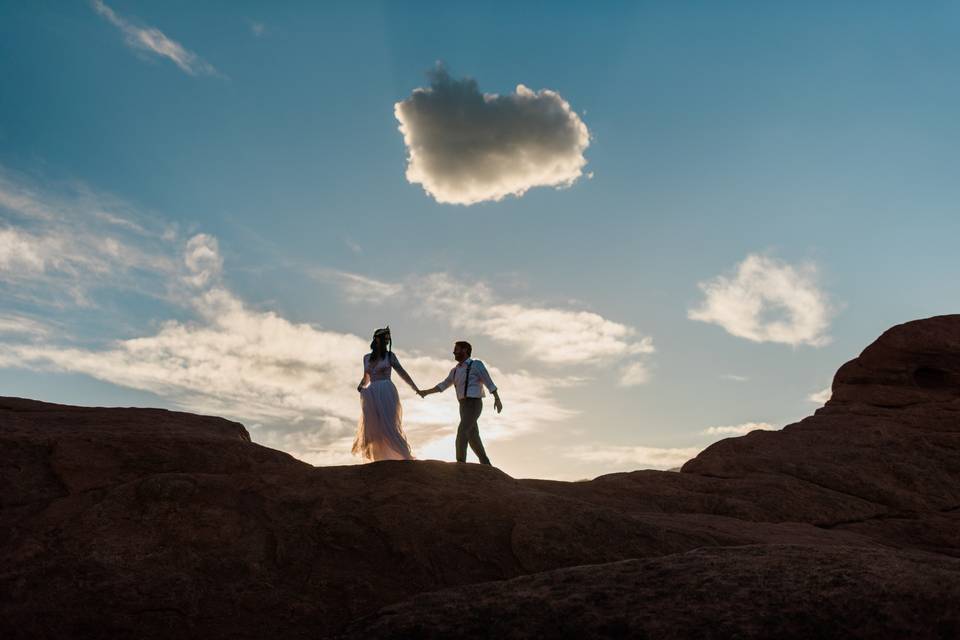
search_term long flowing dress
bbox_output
[352,351,416,461]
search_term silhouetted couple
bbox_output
[352,327,503,465]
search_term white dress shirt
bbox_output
[436,358,497,400]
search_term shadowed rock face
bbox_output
[2,316,960,639]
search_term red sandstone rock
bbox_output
[2,315,960,638]
[340,546,960,640]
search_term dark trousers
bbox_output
[456,398,491,465]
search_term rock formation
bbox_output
[2,315,960,638]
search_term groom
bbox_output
[419,341,503,465]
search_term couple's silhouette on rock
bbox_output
[352,327,503,465]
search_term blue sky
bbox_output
[1,1,959,479]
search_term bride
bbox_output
[352,326,420,461]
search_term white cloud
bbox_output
[619,361,651,387]
[417,273,654,369]
[688,253,832,347]
[183,234,223,288]
[565,445,702,470]
[808,387,832,404]
[701,422,777,436]
[91,0,220,77]
[394,67,591,205]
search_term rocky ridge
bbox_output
[2,315,960,638]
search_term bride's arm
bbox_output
[390,353,419,393]
[357,355,371,392]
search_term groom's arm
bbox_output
[475,361,503,413]
[419,368,454,398]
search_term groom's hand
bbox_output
[494,395,503,414]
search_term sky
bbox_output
[1,1,959,480]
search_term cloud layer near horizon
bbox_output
[1,246,576,464]
[394,68,590,205]
[688,254,832,347]
[701,421,777,436]
[0,174,578,465]
[564,444,702,470]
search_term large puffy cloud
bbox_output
[688,254,833,347]
[394,68,591,205]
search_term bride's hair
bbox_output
[370,328,391,361]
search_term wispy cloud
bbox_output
[316,270,405,303]
[0,314,51,337]
[0,167,177,307]
[688,253,833,347]
[326,270,655,375]
[701,422,777,436]
[395,66,590,205]
[91,0,220,77]
[417,273,654,369]
[808,387,831,404]
[247,20,267,38]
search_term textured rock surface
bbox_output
[342,546,960,640]
[3,315,960,638]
